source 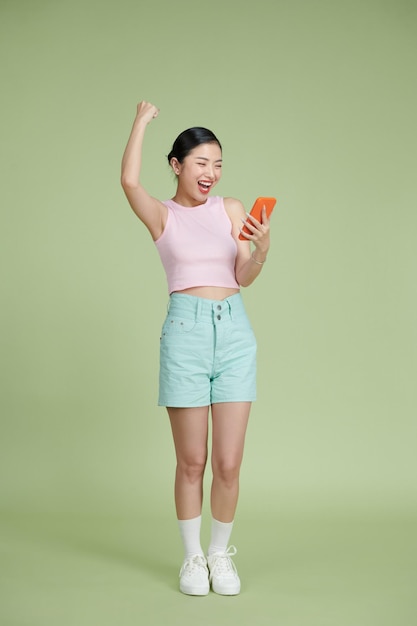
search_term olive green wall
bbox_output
[1,0,416,517]
[1,2,417,625]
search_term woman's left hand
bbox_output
[240,206,271,255]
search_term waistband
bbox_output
[167,292,246,323]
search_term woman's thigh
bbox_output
[168,406,210,465]
[211,402,251,470]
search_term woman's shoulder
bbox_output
[222,196,246,217]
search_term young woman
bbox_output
[121,101,271,596]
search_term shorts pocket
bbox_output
[229,316,257,352]
[161,315,196,337]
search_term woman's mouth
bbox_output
[198,180,212,194]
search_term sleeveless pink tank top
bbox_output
[154,196,239,294]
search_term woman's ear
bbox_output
[170,157,181,176]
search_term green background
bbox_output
[1,0,416,624]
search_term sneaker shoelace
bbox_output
[180,554,208,578]
[209,545,238,579]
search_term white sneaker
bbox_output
[207,545,241,595]
[179,554,210,596]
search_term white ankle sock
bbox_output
[178,515,204,559]
[208,518,234,556]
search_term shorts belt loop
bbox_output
[196,297,202,322]
[226,298,233,320]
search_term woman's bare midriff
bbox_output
[174,286,240,300]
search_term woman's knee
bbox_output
[177,454,207,483]
[212,458,241,487]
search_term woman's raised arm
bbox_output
[121,101,167,240]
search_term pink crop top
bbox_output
[154,196,239,294]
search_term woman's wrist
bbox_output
[133,116,149,133]
[251,251,267,265]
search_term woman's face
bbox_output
[173,142,223,205]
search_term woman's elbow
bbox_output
[121,174,137,191]
[236,276,253,288]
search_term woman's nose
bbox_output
[205,164,215,179]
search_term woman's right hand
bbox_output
[136,100,159,125]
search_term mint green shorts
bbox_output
[158,292,257,407]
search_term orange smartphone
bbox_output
[238,197,276,240]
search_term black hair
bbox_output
[167,127,222,165]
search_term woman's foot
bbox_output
[207,546,241,595]
[179,554,210,595]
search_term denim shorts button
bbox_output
[217,305,222,310]
[217,314,221,320]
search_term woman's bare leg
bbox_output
[168,406,210,520]
[210,402,251,522]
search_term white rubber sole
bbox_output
[180,581,210,596]
[211,580,241,595]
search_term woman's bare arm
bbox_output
[121,101,167,241]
